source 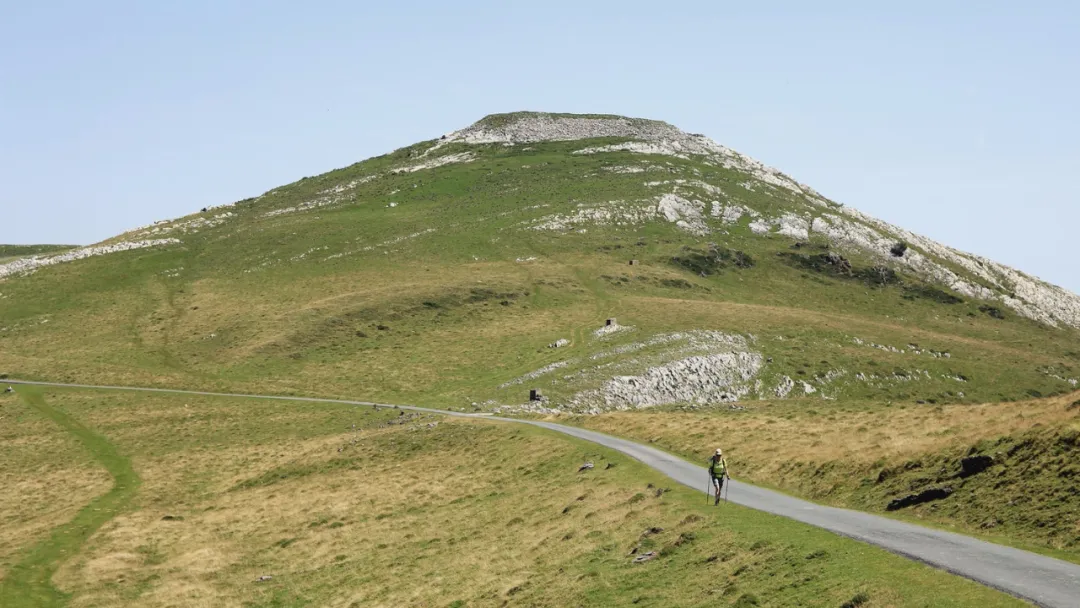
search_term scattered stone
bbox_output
[256,575,273,582]
[577,462,594,472]
[0,239,181,280]
[605,462,616,469]
[161,515,184,521]
[641,527,664,537]
[499,362,572,389]
[593,320,633,338]
[576,350,763,410]
[548,338,571,349]
[886,487,954,511]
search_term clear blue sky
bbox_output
[3,1,1078,292]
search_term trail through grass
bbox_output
[0,388,139,607]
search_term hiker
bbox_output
[709,448,728,505]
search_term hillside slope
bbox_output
[1,112,1078,413]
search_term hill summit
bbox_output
[1,111,1078,413]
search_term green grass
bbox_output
[0,139,1073,407]
[0,387,1027,606]
[0,387,140,607]
[0,112,1078,600]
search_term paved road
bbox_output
[8,379,1080,607]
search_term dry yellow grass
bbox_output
[5,388,1026,607]
[564,390,1080,555]
[0,394,113,579]
[571,391,1080,468]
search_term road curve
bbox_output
[8,379,1080,607]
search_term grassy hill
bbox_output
[1,111,1078,602]
[1,113,1076,409]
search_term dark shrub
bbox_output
[671,245,753,276]
[856,265,901,287]
[890,242,908,257]
[779,252,852,275]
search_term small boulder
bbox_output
[577,462,594,472]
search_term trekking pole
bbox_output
[724,474,730,503]
[705,475,711,505]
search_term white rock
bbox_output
[394,152,475,173]
[499,360,574,388]
[579,351,764,410]
[775,376,795,398]
[656,193,709,236]
[0,239,181,281]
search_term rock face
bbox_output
[445,113,686,145]
[580,351,764,410]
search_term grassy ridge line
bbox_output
[0,387,140,607]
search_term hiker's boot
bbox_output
[715,495,720,506]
